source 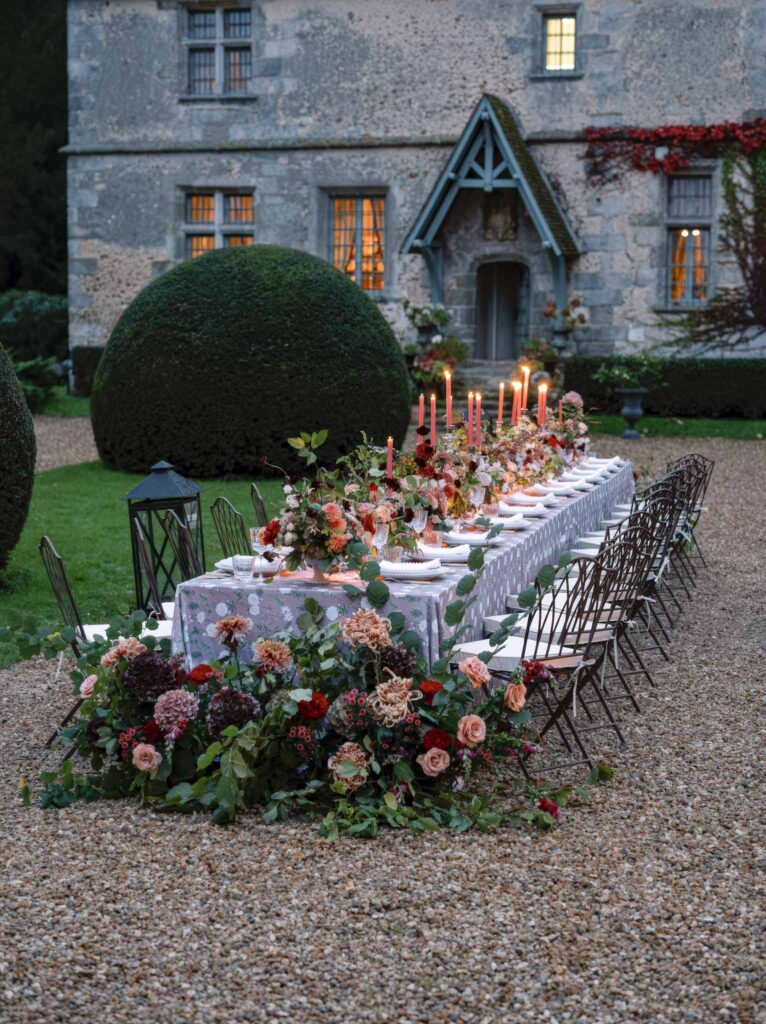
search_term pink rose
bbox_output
[132,743,162,774]
[458,655,491,690]
[504,682,527,713]
[416,747,451,778]
[79,674,97,698]
[456,714,486,748]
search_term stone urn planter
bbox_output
[303,555,331,584]
[614,387,649,440]
[551,327,572,354]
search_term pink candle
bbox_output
[559,399,563,426]
[445,371,452,427]
[511,381,521,425]
[537,384,548,427]
[497,381,504,430]
[467,391,474,444]
[386,435,393,477]
[520,364,530,412]
[475,393,482,446]
[418,393,425,429]
[430,394,437,448]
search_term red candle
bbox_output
[520,364,530,412]
[386,435,393,477]
[559,399,563,426]
[497,381,504,430]
[467,391,474,443]
[537,384,548,427]
[445,371,452,427]
[475,393,482,446]
[418,393,425,429]
[511,381,521,425]
[430,394,437,448]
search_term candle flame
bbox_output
[539,383,548,392]
[511,380,521,390]
[468,390,473,398]
[444,370,451,380]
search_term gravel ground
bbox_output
[1,436,764,1024]
[33,415,98,472]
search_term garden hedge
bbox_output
[564,355,766,419]
[0,344,36,572]
[91,245,411,477]
[0,290,68,362]
[71,345,103,396]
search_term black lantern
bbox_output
[123,460,204,609]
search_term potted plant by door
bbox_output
[542,296,589,356]
[592,356,662,439]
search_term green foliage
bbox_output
[0,3,67,293]
[0,291,68,361]
[587,413,766,439]
[12,355,60,412]
[71,346,104,397]
[565,354,766,419]
[91,245,411,477]
[0,345,35,572]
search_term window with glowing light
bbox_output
[329,196,386,293]
[543,14,577,72]
[665,175,713,306]
[183,190,254,258]
[184,6,253,98]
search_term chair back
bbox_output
[38,536,86,654]
[162,510,204,582]
[250,483,269,528]
[133,519,167,619]
[211,496,250,559]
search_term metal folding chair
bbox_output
[133,519,174,620]
[210,496,250,558]
[250,483,269,529]
[162,510,204,582]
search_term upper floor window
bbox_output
[665,175,713,306]
[185,6,253,98]
[329,195,385,293]
[183,190,255,258]
[542,12,577,73]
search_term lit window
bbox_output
[544,15,577,72]
[330,196,386,292]
[665,174,713,306]
[185,7,253,98]
[183,191,255,257]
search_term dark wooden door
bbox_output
[475,262,527,360]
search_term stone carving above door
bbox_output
[482,193,518,242]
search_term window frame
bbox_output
[180,188,255,259]
[533,4,581,79]
[181,4,255,101]
[327,192,387,296]
[663,170,715,309]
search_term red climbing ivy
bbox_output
[584,119,766,182]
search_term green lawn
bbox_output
[587,414,766,440]
[41,386,90,418]
[0,462,284,668]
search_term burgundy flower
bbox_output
[537,797,560,821]
[422,727,452,751]
[142,719,163,745]
[298,691,329,721]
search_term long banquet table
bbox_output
[171,462,634,669]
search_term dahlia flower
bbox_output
[206,686,261,738]
[254,639,292,672]
[340,609,391,652]
[154,689,200,733]
[100,636,147,669]
[123,652,177,702]
[327,742,368,792]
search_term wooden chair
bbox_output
[161,510,204,582]
[250,482,269,528]
[210,497,250,559]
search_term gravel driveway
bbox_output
[1,436,763,1024]
[33,415,98,472]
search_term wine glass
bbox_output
[468,485,486,523]
[250,527,266,584]
[373,522,390,559]
[411,508,428,554]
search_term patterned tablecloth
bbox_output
[172,462,634,669]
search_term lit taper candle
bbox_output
[445,370,452,427]
[510,380,521,425]
[386,436,394,477]
[475,393,482,447]
[497,381,504,431]
[520,364,530,412]
[467,391,474,444]
[418,393,425,429]
[430,394,437,448]
[537,383,548,427]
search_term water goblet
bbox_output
[373,522,390,559]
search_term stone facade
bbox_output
[66,0,766,356]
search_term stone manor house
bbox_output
[66,0,765,360]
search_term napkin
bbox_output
[489,513,525,529]
[498,500,548,516]
[442,531,495,547]
[379,558,441,578]
[500,492,555,506]
[417,542,471,562]
[216,556,280,575]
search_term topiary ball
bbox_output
[0,344,36,572]
[91,245,411,477]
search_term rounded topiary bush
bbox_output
[91,246,411,476]
[0,344,36,572]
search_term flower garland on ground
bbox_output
[584,118,766,182]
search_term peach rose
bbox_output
[416,747,451,778]
[322,502,345,529]
[100,636,147,669]
[132,743,162,774]
[458,655,491,690]
[504,682,527,713]
[79,674,98,698]
[456,714,486,748]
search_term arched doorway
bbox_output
[475,261,529,361]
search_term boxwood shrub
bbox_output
[71,346,103,397]
[564,355,766,419]
[0,344,36,572]
[0,290,68,362]
[91,245,412,477]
